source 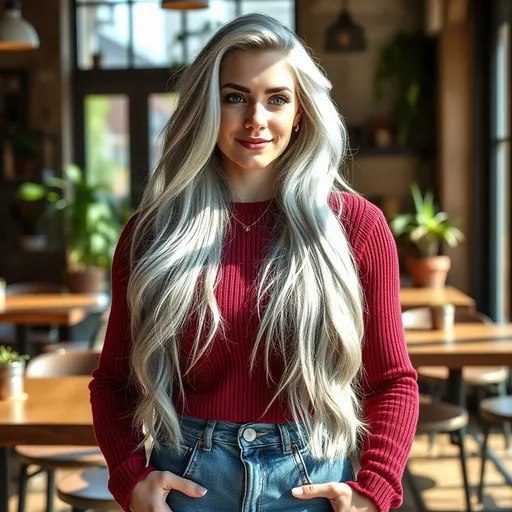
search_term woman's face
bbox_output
[217,50,302,177]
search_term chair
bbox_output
[476,395,512,504]
[16,350,105,512]
[404,307,510,449]
[57,468,121,512]
[2,282,66,353]
[41,307,111,353]
[404,401,473,512]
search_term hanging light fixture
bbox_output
[325,0,366,53]
[0,0,39,51]
[162,0,209,10]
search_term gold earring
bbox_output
[294,123,300,133]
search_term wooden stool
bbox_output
[57,468,121,511]
[16,447,105,512]
[405,401,472,512]
[16,351,103,512]
[477,396,512,504]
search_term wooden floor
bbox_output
[6,428,512,511]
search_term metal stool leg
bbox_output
[477,423,491,504]
[454,427,473,512]
[403,465,428,512]
[16,463,29,512]
[45,469,55,512]
[474,387,486,423]
[496,381,511,450]
[427,385,444,455]
[427,432,437,455]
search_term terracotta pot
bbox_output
[406,255,451,289]
[65,268,106,294]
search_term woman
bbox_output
[90,13,419,512]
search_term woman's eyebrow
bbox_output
[220,83,292,94]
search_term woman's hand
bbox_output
[292,482,377,512]
[129,470,207,512]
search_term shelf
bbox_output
[350,145,437,157]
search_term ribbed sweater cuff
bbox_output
[346,472,400,512]
[108,456,157,511]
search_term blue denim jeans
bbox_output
[149,415,355,512]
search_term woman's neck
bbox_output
[228,187,275,203]
[222,157,277,203]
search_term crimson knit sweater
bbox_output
[89,192,419,512]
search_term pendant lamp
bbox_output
[162,0,209,10]
[0,0,39,51]
[325,0,366,53]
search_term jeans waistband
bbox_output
[177,415,308,454]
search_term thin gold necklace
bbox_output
[231,201,273,232]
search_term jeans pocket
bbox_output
[181,437,203,480]
[291,443,313,486]
[292,443,354,485]
[149,433,204,481]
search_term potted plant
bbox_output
[10,180,61,251]
[389,183,464,288]
[0,346,29,401]
[58,164,127,294]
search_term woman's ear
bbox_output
[293,109,303,126]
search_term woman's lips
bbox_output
[236,139,272,150]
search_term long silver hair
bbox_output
[128,13,365,458]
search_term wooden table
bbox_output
[406,323,512,406]
[400,286,475,310]
[0,294,110,354]
[405,323,512,502]
[0,376,95,512]
[406,323,512,368]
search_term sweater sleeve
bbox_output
[345,203,419,512]
[89,218,157,511]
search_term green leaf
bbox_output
[387,182,465,257]
[410,182,424,213]
[16,183,47,201]
[389,214,413,236]
[45,177,66,189]
[64,164,84,185]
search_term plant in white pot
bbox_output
[389,183,464,288]
[57,164,128,294]
[0,346,29,401]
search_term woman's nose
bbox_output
[245,103,268,131]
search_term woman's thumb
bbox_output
[162,471,208,498]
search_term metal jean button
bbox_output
[243,428,257,442]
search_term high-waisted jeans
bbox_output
[149,415,355,512]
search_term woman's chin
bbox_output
[232,156,276,172]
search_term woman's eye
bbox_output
[225,93,245,104]
[269,95,290,106]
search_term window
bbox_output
[148,92,179,169]
[84,95,130,199]
[72,0,296,204]
[75,0,295,70]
